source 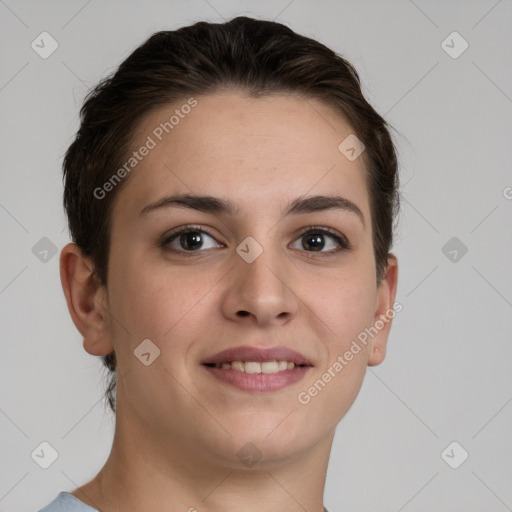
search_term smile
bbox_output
[202,361,311,392]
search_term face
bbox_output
[90,91,396,467]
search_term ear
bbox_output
[59,242,114,356]
[367,254,399,366]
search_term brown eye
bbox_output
[291,227,350,254]
[175,231,205,251]
[161,226,223,254]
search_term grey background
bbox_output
[1,1,511,511]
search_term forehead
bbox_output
[113,91,370,222]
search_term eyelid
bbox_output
[163,223,220,240]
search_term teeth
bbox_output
[214,360,298,373]
[245,361,262,374]
[231,361,245,372]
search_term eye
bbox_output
[161,225,224,254]
[160,224,351,256]
[290,226,351,254]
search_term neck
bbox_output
[72,402,335,512]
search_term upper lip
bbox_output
[201,345,313,366]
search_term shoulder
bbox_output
[38,491,99,512]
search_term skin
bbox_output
[60,91,398,512]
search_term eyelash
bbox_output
[160,224,352,257]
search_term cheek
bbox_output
[108,256,216,352]
[308,260,376,399]
[299,279,374,427]
[314,262,376,344]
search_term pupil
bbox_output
[304,233,324,251]
[181,232,202,250]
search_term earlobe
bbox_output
[59,242,114,356]
[367,254,398,367]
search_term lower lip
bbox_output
[202,365,311,392]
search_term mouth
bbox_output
[201,345,313,392]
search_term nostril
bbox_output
[237,311,250,317]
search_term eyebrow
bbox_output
[139,193,365,227]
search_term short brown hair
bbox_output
[62,16,400,414]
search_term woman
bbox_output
[39,15,399,512]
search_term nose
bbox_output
[220,241,299,327]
